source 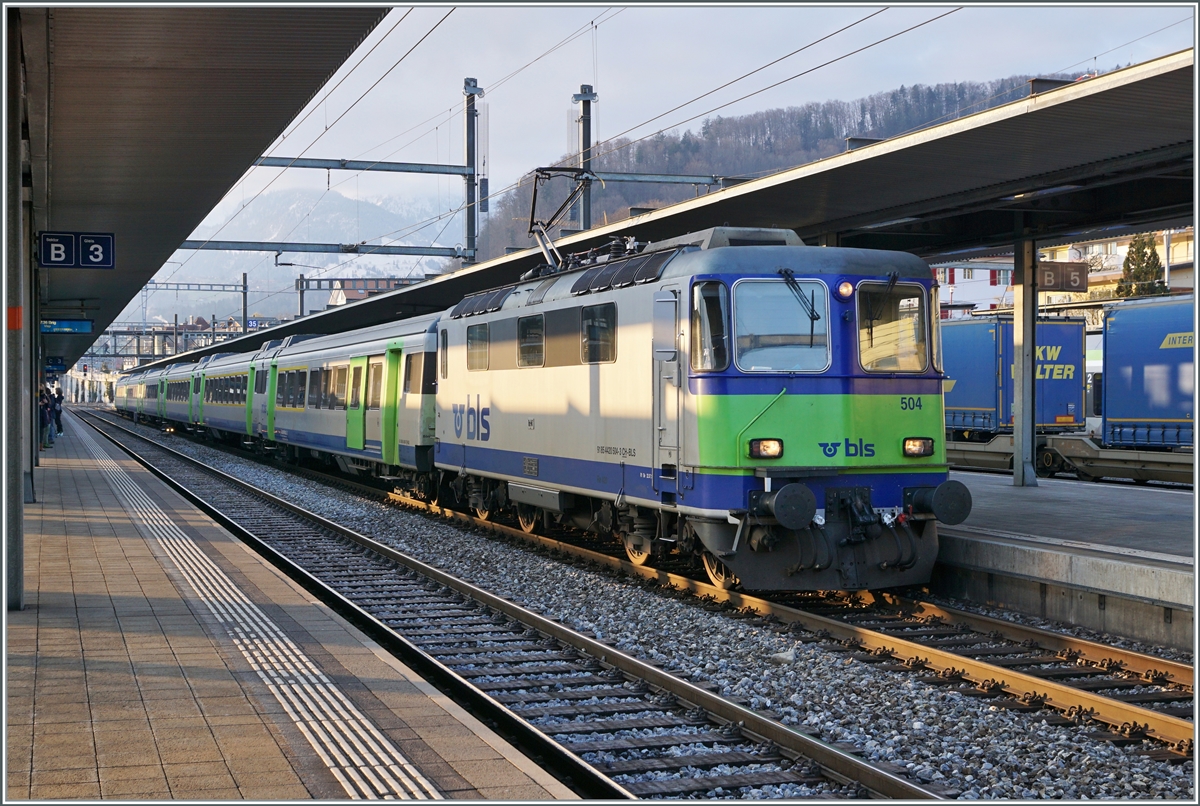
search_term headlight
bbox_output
[836,280,854,300]
[903,437,935,457]
[749,438,784,459]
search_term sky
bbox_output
[148,3,1196,318]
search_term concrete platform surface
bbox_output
[951,470,1194,558]
[6,413,575,800]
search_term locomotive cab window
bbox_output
[581,303,617,363]
[517,315,544,367]
[691,282,729,371]
[467,324,489,371]
[733,279,828,372]
[857,281,929,372]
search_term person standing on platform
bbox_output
[38,393,52,451]
[44,390,55,446]
[54,388,64,436]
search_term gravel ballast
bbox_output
[115,422,1195,800]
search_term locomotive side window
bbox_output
[857,282,929,372]
[691,282,730,371]
[929,283,944,373]
[517,315,545,367]
[581,303,617,363]
[403,354,415,393]
[733,279,828,372]
[440,330,448,379]
[467,324,489,371]
[276,373,287,406]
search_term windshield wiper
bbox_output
[777,268,821,347]
[865,271,899,345]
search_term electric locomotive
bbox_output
[118,226,970,592]
[436,226,969,590]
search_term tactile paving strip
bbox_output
[75,423,442,800]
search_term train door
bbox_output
[363,356,384,452]
[653,288,681,498]
[251,361,269,436]
[380,348,403,466]
[158,380,166,418]
[245,367,255,436]
[345,356,369,450]
[192,374,204,423]
[266,363,279,440]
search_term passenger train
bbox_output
[117,227,971,591]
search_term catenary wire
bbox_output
[154,8,454,291]
[198,9,628,318]
[212,8,963,317]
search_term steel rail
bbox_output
[82,412,942,800]
[872,595,1194,689]
[78,414,630,800]
[362,490,1195,750]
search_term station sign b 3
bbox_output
[38,232,115,269]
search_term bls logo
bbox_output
[452,395,491,441]
[818,438,876,458]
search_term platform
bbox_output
[6,413,575,800]
[933,471,1194,649]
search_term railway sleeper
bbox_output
[420,641,564,656]
[494,689,644,704]
[474,675,616,692]
[1107,690,1195,704]
[535,715,708,735]
[622,769,829,798]
[437,650,582,665]
[454,663,600,679]
[409,634,534,648]
[602,749,789,774]
[562,729,744,753]
[517,701,681,718]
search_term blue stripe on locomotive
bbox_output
[434,440,933,512]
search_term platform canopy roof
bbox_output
[20,7,389,366]
[135,48,1193,371]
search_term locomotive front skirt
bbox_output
[118,227,970,591]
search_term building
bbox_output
[932,227,1194,319]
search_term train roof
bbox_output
[269,311,441,360]
[450,233,933,320]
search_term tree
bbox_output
[1115,233,1168,297]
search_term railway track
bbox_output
[80,411,947,800]
[90,411,1196,761]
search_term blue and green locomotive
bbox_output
[118,227,970,590]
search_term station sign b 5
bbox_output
[38,232,115,269]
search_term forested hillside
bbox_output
[469,73,1072,264]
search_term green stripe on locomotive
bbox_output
[693,392,946,470]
